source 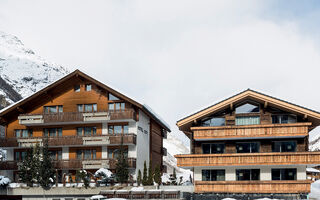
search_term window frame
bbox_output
[201,169,225,181]
[15,129,33,138]
[236,142,260,153]
[272,140,297,152]
[77,127,97,136]
[236,169,260,181]
[44,105,63,114]
[77,104,97,112]
[74,85,80,92]
[271,168,297,180]
[108,124,129,135]
[43,128,63,137]
[85,84,92,91]
[202,143,225,154]
[76,149,97,160]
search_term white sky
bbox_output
[1,0,320,145]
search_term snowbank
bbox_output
[95,168,113,178]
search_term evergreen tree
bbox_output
[153,165,161,186]
[33,143,42,184]
[115,136,129,183]
[76,170,90,188]
[169,168,177,185]
[142,161,148,185]
[39,138,55,190]
[147,160,153,185]
[137,169,142,186]
[19,147,34,187]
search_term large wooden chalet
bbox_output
[175,89,320,194]
[0,70,170,182]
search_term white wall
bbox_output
[194,165,307,181]
[102,123,108,135]
[135,110,150,177]
[5,148,14,161]
[62,147,69,160]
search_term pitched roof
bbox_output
[0,69,170,132]
[177,89,320,131]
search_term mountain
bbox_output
[0,31,69,109]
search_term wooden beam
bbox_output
[304,114,308,120]
[16,107,24,113]
[230,103,233,111]
[264,101,268,109]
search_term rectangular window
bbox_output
[108,103,125,111]
[272,141,297,152]
[78,104,97,112]
[201,117,225,127]
[272,168,296,180]
[108,148,128,159]
[85,84,92,91]
[235,116,260,125]
[43,128,63,137]
[108,125,128,134]
[121,103,125,110]
[272,115,297,124]
[202,170,225,181]
[236,169,260,181]
[202,143,225,154]
[15,129,32,138]
[74,85,80,92]
[108,103,114,111]
[85,104,92,112]
[77,104,83,112]
[77,127,83,136]
[123,125,129,134]
[115,103,121,110]
[236,142,259,153]
[44,105,63,114]
[77,127,97,136]
[114,126,122,134]
[49,150,62,160]
[76,149,96,160]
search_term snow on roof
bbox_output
[90,195,104,199]
[143,104,171,131]
[307,167,320,173]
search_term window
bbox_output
[85,84,92,91]
[201,117,225,127]
[77,127,97,136]
[272,168,296,180]
[15,129,33,138]
[108,125,129,134]
[235,103,260,114]
[49,150,62,160]
[235,116,260,125]
[272,115,297,124]
[44,128,62,137]
[272,141,296,152]
[236,169,260,181]
[109,93,120,101]
[108,148,128,159]
[15,151,27,161]
[76,149,96,160]
[236,142,259,153]
[77,104,97,112]
[74,85,80,92]
[44,105,63,114]
[202,143,225,154]
[202,170,225,181]
[108,102,125,111]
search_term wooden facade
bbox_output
[175,89,320,194]
[0,70,170,181]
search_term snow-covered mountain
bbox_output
[0,31,69,108]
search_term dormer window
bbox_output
[85,84,92,91]
[74,85,80,92]
[109,93,120,101]
[235,103,260,114]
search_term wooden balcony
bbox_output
[175,152,320,167]
[195,180,312,193]
[18,109,136,126]
[0,134,137,147]
[191,123,311,140]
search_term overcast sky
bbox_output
[1,0,320,145]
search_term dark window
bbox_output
[272,115,297,124]
[236,142,259,153]
[49,150,62,160]
[272,141,297,152]
[108,148,128,159]
[15,129,33,138]
[109,93,120,101]
[43,128,62,137]
[236,169,260,181]
[235,103,260,114]
[202,170,225,181]
[76,149,97,160]
[85,84,92,91]
[74,85,80,92]
[77,127,97,136]
[201,117,225,127]
[272,168,296,180]
[44,105,63,114]
[202,143,225,154]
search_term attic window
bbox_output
[74,85,80,92]
[109,93,119,101]
[85,84,92,91]
[235,103,260,114]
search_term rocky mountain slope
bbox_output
[0,31,69,109]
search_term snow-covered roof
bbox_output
[307,167,320,173]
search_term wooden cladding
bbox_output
[195,180,312,193]
[175,152,320,167]
[191,123,311,140]
[0,134,137,147]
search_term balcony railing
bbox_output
[1,158,137,170]
[175,152,320,167]
[0,134,137,147]
[191,122,311,140]
[18,109,136,125]
[194,180,312,193]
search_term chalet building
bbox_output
[175,89,320,195]
[0,70,170,182]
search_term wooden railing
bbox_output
[175,152,320,167]
[0,134,137,147]
[191,123,311,140]
[195,180,312,193]
[19,109,136,125]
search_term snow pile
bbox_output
[95,168,113,178]
[0,176,10,188]
[307,168,320,173]
[131,186,144,191]
[0,31,69,104]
